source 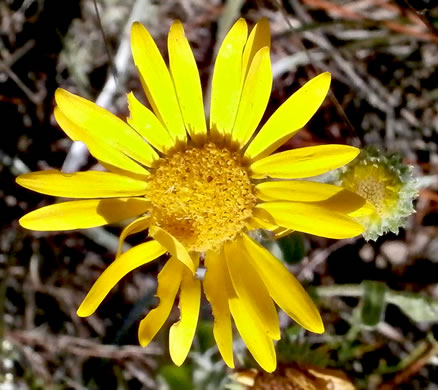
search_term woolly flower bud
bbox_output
[333,147,417,241]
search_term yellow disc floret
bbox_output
[148,142,256,252]
[342,164,400,217]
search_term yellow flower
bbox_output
[16,19,368,372]
[335,146,417,241]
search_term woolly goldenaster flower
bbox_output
[17,19,369,372]
[335,146,417,241]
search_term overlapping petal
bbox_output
[54,108,149,176]
[250,145,360,179]
[204,250,234,368]
[20,198,152,231]
[127,92,175,152]
[256,181,373,216]
[149,226,195,273]
[245,72,331,161]
[168,20,206,139]
[16,170,148,198]
[240,234,324,333]
[138,257,184,347]
[55,89,159,167]
[255,201,364,239]
[232,47,272,148]
[116,216,151,257]
[169,255,201,366]
[241,18,271,80]
[77,240,166,317]
[131,22,186,141]
[229,294,277,372]
[224,240,280,340]
[210,18,248,137]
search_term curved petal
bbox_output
[20,198,152,231]
[55,89,159,167]
[210,18,248,137]
[255,202,364,239]
[273,227,293,239]
[240,234,324,334]
[224,240,280,340]
[148,226,195,273]
[116,216,151,257]
[54,108,148,176]
[256,181,372,215]
[77,240,166,317]
[245,72,331,161]
[138,257,184,347]
[250,145,360,179]
[16,170,148,198]
[131,22,186,142]
[241,18,271,80]
[232,47,272,148]
[126,92,175,152]
[168,20,206,139]
[246,216,279,231]
[169,254,201,366]
[204,250,234,368]
[229,294,277,372]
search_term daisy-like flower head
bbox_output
[17,19,369,372]
[334,146,417,241]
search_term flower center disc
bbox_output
[148,142,256,252]
[342,164,400,217]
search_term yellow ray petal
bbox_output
[131,22,186,142]
[232,47,272,148]
[241,18,271,80]
[77,240,166,317]
[273,227,294,239]
[148,225,195,273]
[169,255,201,366]
[97,161,149,180]
[116,216,151,258]
[240,234,324,334]
[229,295,277,372]
[245,72,331,161]
[204,250,234,368]
[20,198,152,231]
[246,216,279,231]
[55,89,158,167]
[138,257,184,347]
[250,145,360,179]
[54,108,148,176]
[210,18,248,137]
[256,181,373,216]
[224,240,280,340]
[126,92,175,152]
[16,170,148,199]
[168,20,206,139]
[255,202,364,239]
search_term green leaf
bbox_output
[361,281,387,327]
[277,232,307,264]
[160,365,193,390]
[387,291,438,322]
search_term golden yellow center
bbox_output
[342,164,400,217]
[147,142,256,252]
[356,178,387,215]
